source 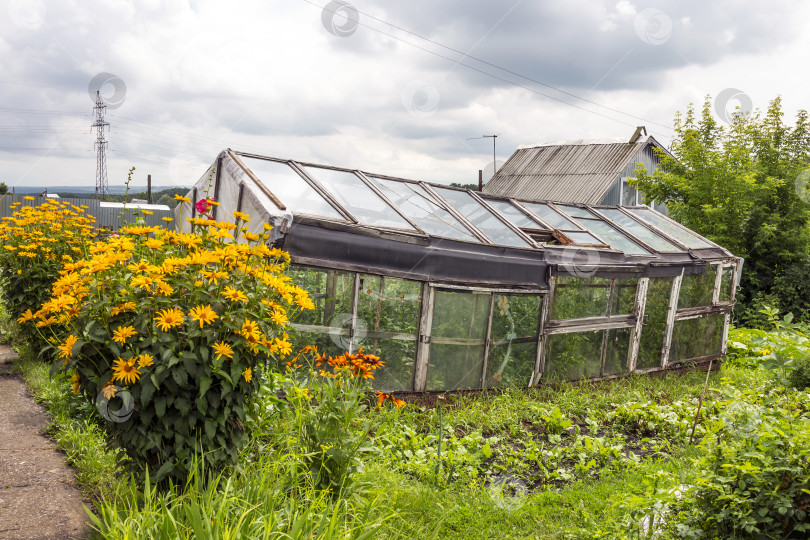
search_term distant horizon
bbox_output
[3,185,191,194]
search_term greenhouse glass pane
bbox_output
[562,231,605,245]
[483,199,547,230]
[302,166,414,230]
[240,157,344,220]
[611,278,639,315]
[427,291,490,390]
[603,327,631,376]
[355,274,421,391]
[719,267,735,302]
[551,276,611,320]
[636,277,673,369]
[433,187,530,248]
[287,265,355,357]
[521,202,580,230]
[669,315,724,363]
[368,178,478,242]
[595,209,681,252]
[544,331,603,382]
[485,295,541,388]
[678,269,716,308]
[627,208,714,249]
[576,218,651,255]
[556,204,596,219]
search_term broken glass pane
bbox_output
[240,157,344,220]
[485,294,541,388]
[561,231,605,245]
[368,178,478,242]
[433,187,531,248]
[572,217,651,255]
[427,290,490,390]
[302,166,415,230]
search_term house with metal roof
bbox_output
[483,127,670,210]
[178,149,739,393]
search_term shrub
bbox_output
[34,201,314,484]
[788,355,810,390]
[671,392,810,539]
[0,197,96,349]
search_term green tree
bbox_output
[0,182,7,194]
[631,96,810,324]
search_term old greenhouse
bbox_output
[178,150,741,393]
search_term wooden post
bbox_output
[478,170,483,191]
[147,174,152,204]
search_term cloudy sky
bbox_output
[1,0,808,189]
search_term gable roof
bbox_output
[483,135,671,204]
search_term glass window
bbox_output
[669,315,725,364]
[719,266,735,302]
[574,218,651,255]
[427,290,490,390]
[556,205,595,219]
[302,166,415,230]
[551,276,611,320]
[240,157,344,220]
[433,188,531,248]
[544,331,603,382]
[367,178,478,242]
[627,208,714,249]
[636,277,673,369]
[482,199,547,230]
[595,209,682,252]
[521,202,581,230]
[603,327,631,376]
[678,269,716,309]
[287,266,355,358]
[485,295,541,388]
[355,274,421,391]
[611,278,639,315]
[621,179,638,206]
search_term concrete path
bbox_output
[0,344,88,539]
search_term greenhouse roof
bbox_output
[179,150,737,289]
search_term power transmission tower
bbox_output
[92,91,109,196]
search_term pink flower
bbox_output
[196,198,215,214]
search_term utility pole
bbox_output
[92,91,109,196]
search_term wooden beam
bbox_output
[413,283,435,392]
[629,277,649,372]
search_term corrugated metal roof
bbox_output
[483,135,665,204]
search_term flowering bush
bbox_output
[0,197,96,348]
[35,201,314,483]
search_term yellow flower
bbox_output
[57,335,79,359]
[111,301,137,316]
[17,309,35,323]
[112,325,137,345]
[71,373,80,395]
[102,383,117,399]
[233,211,251,222]
[144,238,164,249]
[213,341,234,361]
[161,217,174,223]
[189,304,218,328]
[154,308,184,331]
[112,357,141,384]
[263,223,273,231]
[243,367,253,383]
[24,196,35,200]
[241,318,260,339]
[222,286,248,302]
[174,194,191,203]
[141,210,153,216]
[137,354,154,368]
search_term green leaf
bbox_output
[199,374,212,399]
